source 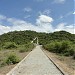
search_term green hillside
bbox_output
[0,30,75,58]
[38,31,75,45]
[0,31,36,67]
[0,30,37,45]
[0,31,75,45]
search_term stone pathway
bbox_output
[7,45,63,75]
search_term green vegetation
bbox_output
[6,54,20,65]
[3,42,17,49]
[0,30,75,68]
[0,30,37,46]
[0,43,34,67]
[0,53,20,67]
[43,41,74,56]
[0,31,36,67]
[37,31,75,59]
[19,43,34,53]
[38,31,75,45]
[0,30,75,47]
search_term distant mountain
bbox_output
[0,30,75,46]
[0,30,37,45]
[38,31,75,45]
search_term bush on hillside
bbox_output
[0,60,7,67]
[3,42,17,49]
[44,41,74,56]
[6,54,20,65]
[19,43,34,53]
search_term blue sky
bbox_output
[0,0,74,34]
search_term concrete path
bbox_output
[7,45,63,75]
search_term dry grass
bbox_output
[0,49,30,75]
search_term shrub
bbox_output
[3,42,17,49]
[61,41,74,56]
[19,47,28,52]
[0,59,7,67]
[44,41,62,53]
[0,61,6,67]
[61,41,70,53]
[43,42,54,51]
[54,42,61,53]
[19,43,34,53]
[6,54,20,65]
[44,41,74,56]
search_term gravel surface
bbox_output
[7,45,63,75]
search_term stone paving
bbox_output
[7,45,63,75]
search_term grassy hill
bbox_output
[0,30,37,45]
[38,31,75,45]
[0,31,36,67]
[0,30,75,45]
[0,30,75,75]
[0,30,75,58]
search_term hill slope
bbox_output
[38,31,75,45]
[0,30,75,45]
[0,31,37,45]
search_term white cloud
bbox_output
[55,23,74,34]
[0,15,54,34]
[0,14,74,35]
[7,18,50,33]
[0,25,10,34]
[39,9,51,15]
[0,15,6,20]
[23,7,32,12]
[36,15,53,24]
[73,12,75,14]
[65,25,75,34]
[55,23,66,31]
[53,0,66,4]
[8,15,54,33]
[36,15,54,33]
[24,15,31,19]
[58,11,73,20]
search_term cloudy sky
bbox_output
[0,0,74,35]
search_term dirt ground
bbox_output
[0,50,30,75]
[43,50,75,75]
